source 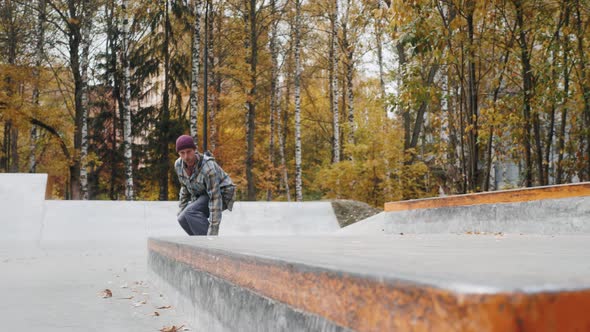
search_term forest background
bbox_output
[1,0,589,207]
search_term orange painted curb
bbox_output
[385,182,590,212]
[149,239,590,332]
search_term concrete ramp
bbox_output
[0,173,47,252]
[220,202,340,235]
[39,201,184,249]
[37,201,340,249]
[339,183,590,235]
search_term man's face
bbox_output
[178,148,197,165]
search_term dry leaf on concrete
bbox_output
[160,325,184,332]
[100,289,113,298]
[132,300,147,307]
[152,312,160,317]
[156,305,172,309]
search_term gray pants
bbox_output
[177,195,210,235]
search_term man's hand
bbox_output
[207,223,219,236]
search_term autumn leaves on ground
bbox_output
[1,0,589,206]
[99,281,188,332]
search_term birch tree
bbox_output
[121,0,134,200]
[375,0,386,105]
[30,0,46,173]
[189,0,202,142]
[79,0,91,200]
[294,0,302,201]
[329,0,339,163]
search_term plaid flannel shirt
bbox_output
[175,154,234,226]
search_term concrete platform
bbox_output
[148,235,590,332]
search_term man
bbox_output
[174,135,235,236]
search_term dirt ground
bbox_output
[330,200,382,228]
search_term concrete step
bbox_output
[341,183,590,235]
[148,235,590,332]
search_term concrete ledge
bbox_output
[385,182,590,212]
[148,236,590,332]
[149,249,348,332]
[345,185,590,235]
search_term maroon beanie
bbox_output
[176,135,197,152]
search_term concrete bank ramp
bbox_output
[37,201,340,248]
[339,183,590,235]
[220,202,340,235]
[0,173,47,252]
[149,235,590,332]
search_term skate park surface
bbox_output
[0,173,341,331]
[3,173,590,331]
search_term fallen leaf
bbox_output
[118,296,134,300]
[132,300,147,307]
[100,289,113,298]
[157,305,172,309]
[160,325,184,332]
[152,311,160,317]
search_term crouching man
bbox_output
[174,135,235,236]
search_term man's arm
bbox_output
[204,162,223,234]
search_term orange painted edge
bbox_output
[385,182,590,212]
[149,239,590,332]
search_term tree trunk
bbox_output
[189,0,201,142]
[207,1,216,152]
[544,36,562,185]
[267,0,278,201]
[466,2,479,191]
[80,0,91,200]
[121,0,134,200]
[397,41,411,151]
[279,23,292,201]
[106,0,118,200]
[458,53,468,193]
[575,1,590,181]
[329,0,340,163]
[294,0,303,201]
[514,0,533,187]
[375,0,386,106]
[245,0,257,200]
[9,126,18,172]
[61,0,84,199]
[344,0,354,154]
[159,0,171,200]
[2,0,19,173]
[484,47,512,191]
[30,0,46,173]
[556,3,571,184]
